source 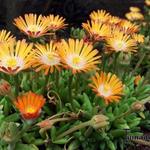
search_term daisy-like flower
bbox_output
[89,72,123,104]
[145,0,150,6]
[119,20,139,34]
[105,29,137,52]
[43,14,67,31]
[129,7,141,12]
[31,41,61,75]
[13,13,50,38]
[134,75,142,86]
[0,30,15,44]
[82,20,111,41]
[0,40,33,74]
[14,91,45,120]
[107,16,121,26]
[90,10,110,23]
[58,38,100,74]
[125,12,144,21]
[132,34,144,43]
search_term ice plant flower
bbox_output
[31,41,61,75]
[58,38,100,74]
[145,0,150,6]
[125,12,144,21]
[0,40,33,74]
[82,20,111,41]
[0,79,11,96]
[43,14,67,31]
[134,75,142,86]
[107,16,121,26]
[105,29,137,53]
[132,34,144,44]
[90,10,110,23]
[14,91,45,120]
[119,20,139,34]
[129,7,141,12]
[89,72,123,104]
[13,13,50,38]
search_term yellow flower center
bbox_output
[114,41,127,51]
[28,25,40,32]
[6,58,17,68]
[26,107,36,114]
[103,84,110,92]
[72,56,81,65]
[98,84,112,97]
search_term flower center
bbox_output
[114,41,127,51]
[6,58,17,68]
[41,52,60,66]
[98,84,112,97]
[72,57,81,65]
[27,25,40,32]
[26,106,36,114]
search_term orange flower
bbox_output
[43,14,67,31]
[14,91,45,120]
[89,72,123,104]
[145,0,150,6]
[58,39,100,74]
[125,12,144,21]
[132,34,144,43]
[31,41,61,75]
[90,10,110,23]
[82,20,111,41]
[13,14,50,38]
[129,7,141,12]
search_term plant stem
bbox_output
[14,74,19,96]
[113,52,120,73]
[56,120,91,139]
[55,70,59,90]
[43,71,50,92]
[132,53,146,74]
[68,75,73,103]
[8,143,16,150]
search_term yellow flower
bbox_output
[0,40,33,74]
[90,10,110,23]
[31,41,61,75]
[129,7,141,12]
[13,13,50,38]
[58,39,100,74]
[119,20,139,34]
[0,30,15,44]
[43,14,67,31]
[105,29,137,52]
[145,0,150,6]
[82,20,111,41]
[125,12,144,21]
[132,34,144,43]
[107,16,121,25]
[89,72,123,104]
[14,91,45,120]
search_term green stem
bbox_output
[43,71,50,92]
[113,52,120,73]
[68,75,73,103]
[132,53,146,74]
[14,74,19,96]
[55,70,59,90]
[56,120,91,139]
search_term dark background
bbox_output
[0,0,144,34]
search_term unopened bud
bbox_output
[90,114,109,129]
[131,101,144,112]
[118,52,131,66]
[134,75,142,86]
[0,79,11,96]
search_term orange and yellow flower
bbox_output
[90,10,110,23]
[31,41,61,75]
[89,72,123,104]
[105,29,137,52]
[145,0,150,6]
[125,12,144,21]
[129,7,141,12]
[0,30,15,44]
[119,20,139,34]
[14,91,45,120]
[58,39,100,74]
[0,40,33,74]
[43,14,67,31]
[134,75,142,86]
[132,34,144,43]
[107,16,121,26]
[13,13,50,38]
[82,20,111,41]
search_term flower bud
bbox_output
[90,114,109,129]
[134,75,142,86]
[131,101,144,112]
[0,79,11,96]
[118,52,131,66]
